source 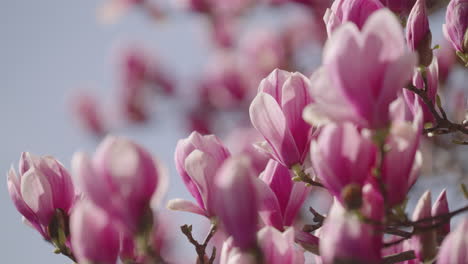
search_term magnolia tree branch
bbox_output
[382,250,416,264]
[181,222,217,264]
[405,84,468,139]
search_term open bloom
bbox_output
[437,218,468,264]
[258,160,310,230]
[257,227,305,264]
[323,0,383,36]
[168,131,230,217]
[7,153,75,240]
[407,0,433,66]
[214,156,258,250]
[320,202,381,264]
[250,69,314,168]
[305,9,416,129]
[72,136,159,234]
[310,123,376,205]
[443,0,468,62]
[70,199,120,264]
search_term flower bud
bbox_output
[70,200,120,264]
[72,136,159,233]
[323,0,383,37]
[431,189,450,244]
[409,191,437,262]
[169,131,230,217]
[214,156,258,250]
[250,69,315,168]
[310,123,376,205]
[319,202,381,264]
[382,104,422,207]
[7,153,75,240]
[443,0,468,65]
[437,218,468,264]
[406,0,433,66]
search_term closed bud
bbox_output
[443,0,468,64]
[406,0,433,66]
[431,189,450,244]
[214,156,258,250]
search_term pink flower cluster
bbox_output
[7,0,468,264]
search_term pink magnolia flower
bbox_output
[437,218,468,264]
[239,30,287,81]
[443,0,468,63]
[431,189,450,244]
[319,202,381,264]
[72,92,106,136]
[436,40,457,82]
[168,131,230,217]
[257,227,305,264]
[310,123,377,205]
[214,156,258,250]
[406,191,437,263]
[305,9,416,129]
[406,0,433,66]
[323,0,383,37]
[225,127,269,176]
[379,0,416,15]
[199,53,248,110]
[250,69,315,168]
[381,104,423,207]
[404,57,439,125]
[70,200,120,264]
[72,136,159,234]
[174,0,211,13]
[259,160,310,229]
[219,237,257,264]
[7,153,75,240]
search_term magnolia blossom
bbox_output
[7,153,75,240]
[437,218,468,264]
[320,202,381,264]
[431,190,450,243]
[443,0,468,59]
[168,131,230,217]
[72,92,106,136]
[381,103,423,207]
[305,9,416,128]
[70,200,120,264]
[406,0,432,66]
[258,160,310,229]
[250,69,314,168]
[405,191,437,263]
[310,123,376,205]
[72,136,159,234]
[323,0,383,36]
[379,0,416,14]
[214,156,259,250]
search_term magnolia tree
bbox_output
[7,0,468,264]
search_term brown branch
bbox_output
[181,223,217,264]
[382,250,416,264]
[405,84,468,137]
[291,164,324,188]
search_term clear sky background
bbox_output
[1,1,466,263]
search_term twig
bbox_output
[382,250,416,264]
[291,164,324,188]
[181,222,217,264]
[405,84,468,137]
